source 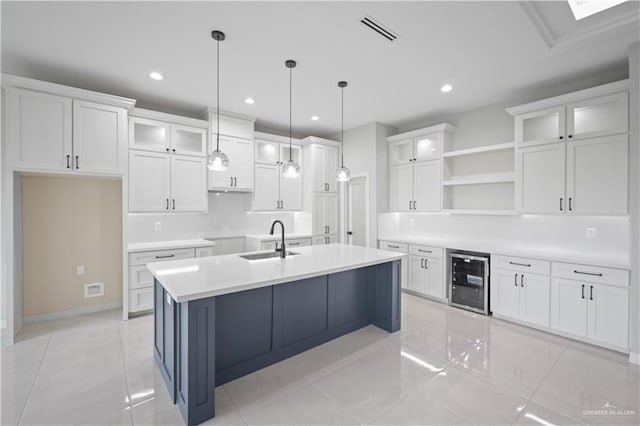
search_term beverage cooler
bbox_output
[448,251,490,315]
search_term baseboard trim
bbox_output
[629,353,640,365]
[22,302,123,324]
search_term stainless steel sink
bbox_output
[239,251,300,261]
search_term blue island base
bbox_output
[153,260,401,426]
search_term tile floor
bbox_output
[2,294,638,425]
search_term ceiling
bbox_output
[2,1,638,138]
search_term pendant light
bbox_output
[282,60,301,179]
[336,81,351,182]
[207,30,229,172]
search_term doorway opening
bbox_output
[346,175,369,247]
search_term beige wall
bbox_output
[21,175,122,317]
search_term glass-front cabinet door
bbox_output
[414,133,441,162]
[515,106,565,147]
[389,138,414,165]
[171,124,206,157]
[255,139,280,164]
[566,92,628,141]
[280,143,302,166]
[129,117,170,152]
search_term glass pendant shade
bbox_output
[207,149,229,171]
[282,160,301,179]
[335,165,351,182]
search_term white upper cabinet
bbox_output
[566,92,628,141]
[566,135,628,215]
[255,139,280,164]
[253,164,281,211]
[209,112,254,140]
[310,144,339,193]
[414,133,441,161]
[129,151,171,212]
[510,80,628,148]
[209,136,254,192]
[129,116,206,157]
[413,160,441,212]
[390,163,413,212]
[170,156,207,212]
[280,172,303,211]
[312,192,338,236]
[73,100,127,173]
[389,138,414,165]
[516,144,566,213]
[8,89,72,171]
[6,85,129,174]
[281,144,302,166]
[252,138,303,211]
[515,106,565,147]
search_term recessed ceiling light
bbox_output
[244,97,255,105]
[311,115,320,121]
[440,84,453,93]
[567,0,628,20]
[149,72,163,81]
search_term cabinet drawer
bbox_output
[130,265,154,290]
[409,244,443,259]
[552,262,629,287]
[195,246,215,258]
[285,238,311,248]
[379,241,408,253]
[493,255,550,275]
[129,248,195,266]
[129,288,154,312]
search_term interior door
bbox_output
[517,144,566,213]
[490,269,521,319]
[520,273,550,327]
[73,100,126,173]
[347,176,367,247]
[253,164,280,211]
[413,160,441,212]
[129,151,171,212]
[587,284,629,348]
[566,135,627,215]
[390,164,413,212]
[171,155,207,212]
[550,278,587,337]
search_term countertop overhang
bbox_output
[147,244,405,303]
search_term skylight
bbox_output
[567,0,629,20]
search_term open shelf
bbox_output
[442,142,515,158]
[442,172,515,186]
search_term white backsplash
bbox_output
[379,212,630,261]
[127,192,308,243]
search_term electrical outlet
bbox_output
[76,265,85,276]
[586,228,597,239]
[154,222,162,231]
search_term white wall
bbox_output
[127,192,301,243]
[628,42,639,360]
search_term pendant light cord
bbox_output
[289,65,293,162]
[341,85,344,167]
[216,36,220,152]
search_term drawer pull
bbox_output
[520,274,524,287]
[421,258,424,268]
[514,273,518,287]
[155,254,175,259]
[388,245,400,249]
[288,242,300,246]
[574,270,603,277]
[590,285,594,300]
[509,261,531,267]
[418,249,432,253]
[581,284,585,299]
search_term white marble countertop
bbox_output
[127,239,216,253]
[148,244,405,303]
[245,233,313,241]
[379,235,630,270]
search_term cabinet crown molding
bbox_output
[200,107,256,122]
[130,107,209,129]
[300,136,341,148]
[254,131,302,145]
[387,123,456,143]
[1,73,136,110]
[506,79,629,116]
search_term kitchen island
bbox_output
[147,243,404,426]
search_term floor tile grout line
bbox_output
[309,381,364,426]
[222,386,251,426]
[16,318,56,426]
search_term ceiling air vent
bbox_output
[360,15,398,42]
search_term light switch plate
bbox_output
[76,265,85,276]
[586,228,597,239]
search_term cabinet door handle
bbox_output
[509,261,531,267]
[75,155,79,169]
[409,201,412,210]
[559,135,564,140]
[325,237,329,244]
[230,177,233,187]
[424,259,428,269]
[421,258,424,268]
[574,270,603,277]
[66,155,70,169]
[560,197,563,211]
[568,197,572,211]
[417,249,432,253]
[155,254,175,259]
[388,245,400,249]
[166,199,169,210]
[234,177,237,187]
[413,201,416,210]
[172,199,175,210]
[589,285,593,300]
[568,134,573,139]
[520,274,524,287]
[514,273,518,287]
[581,284,585,299]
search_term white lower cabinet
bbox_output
[379,241,409,290]
[550,278,629,349]
[260,238,311,251]
[407,245,444,300]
